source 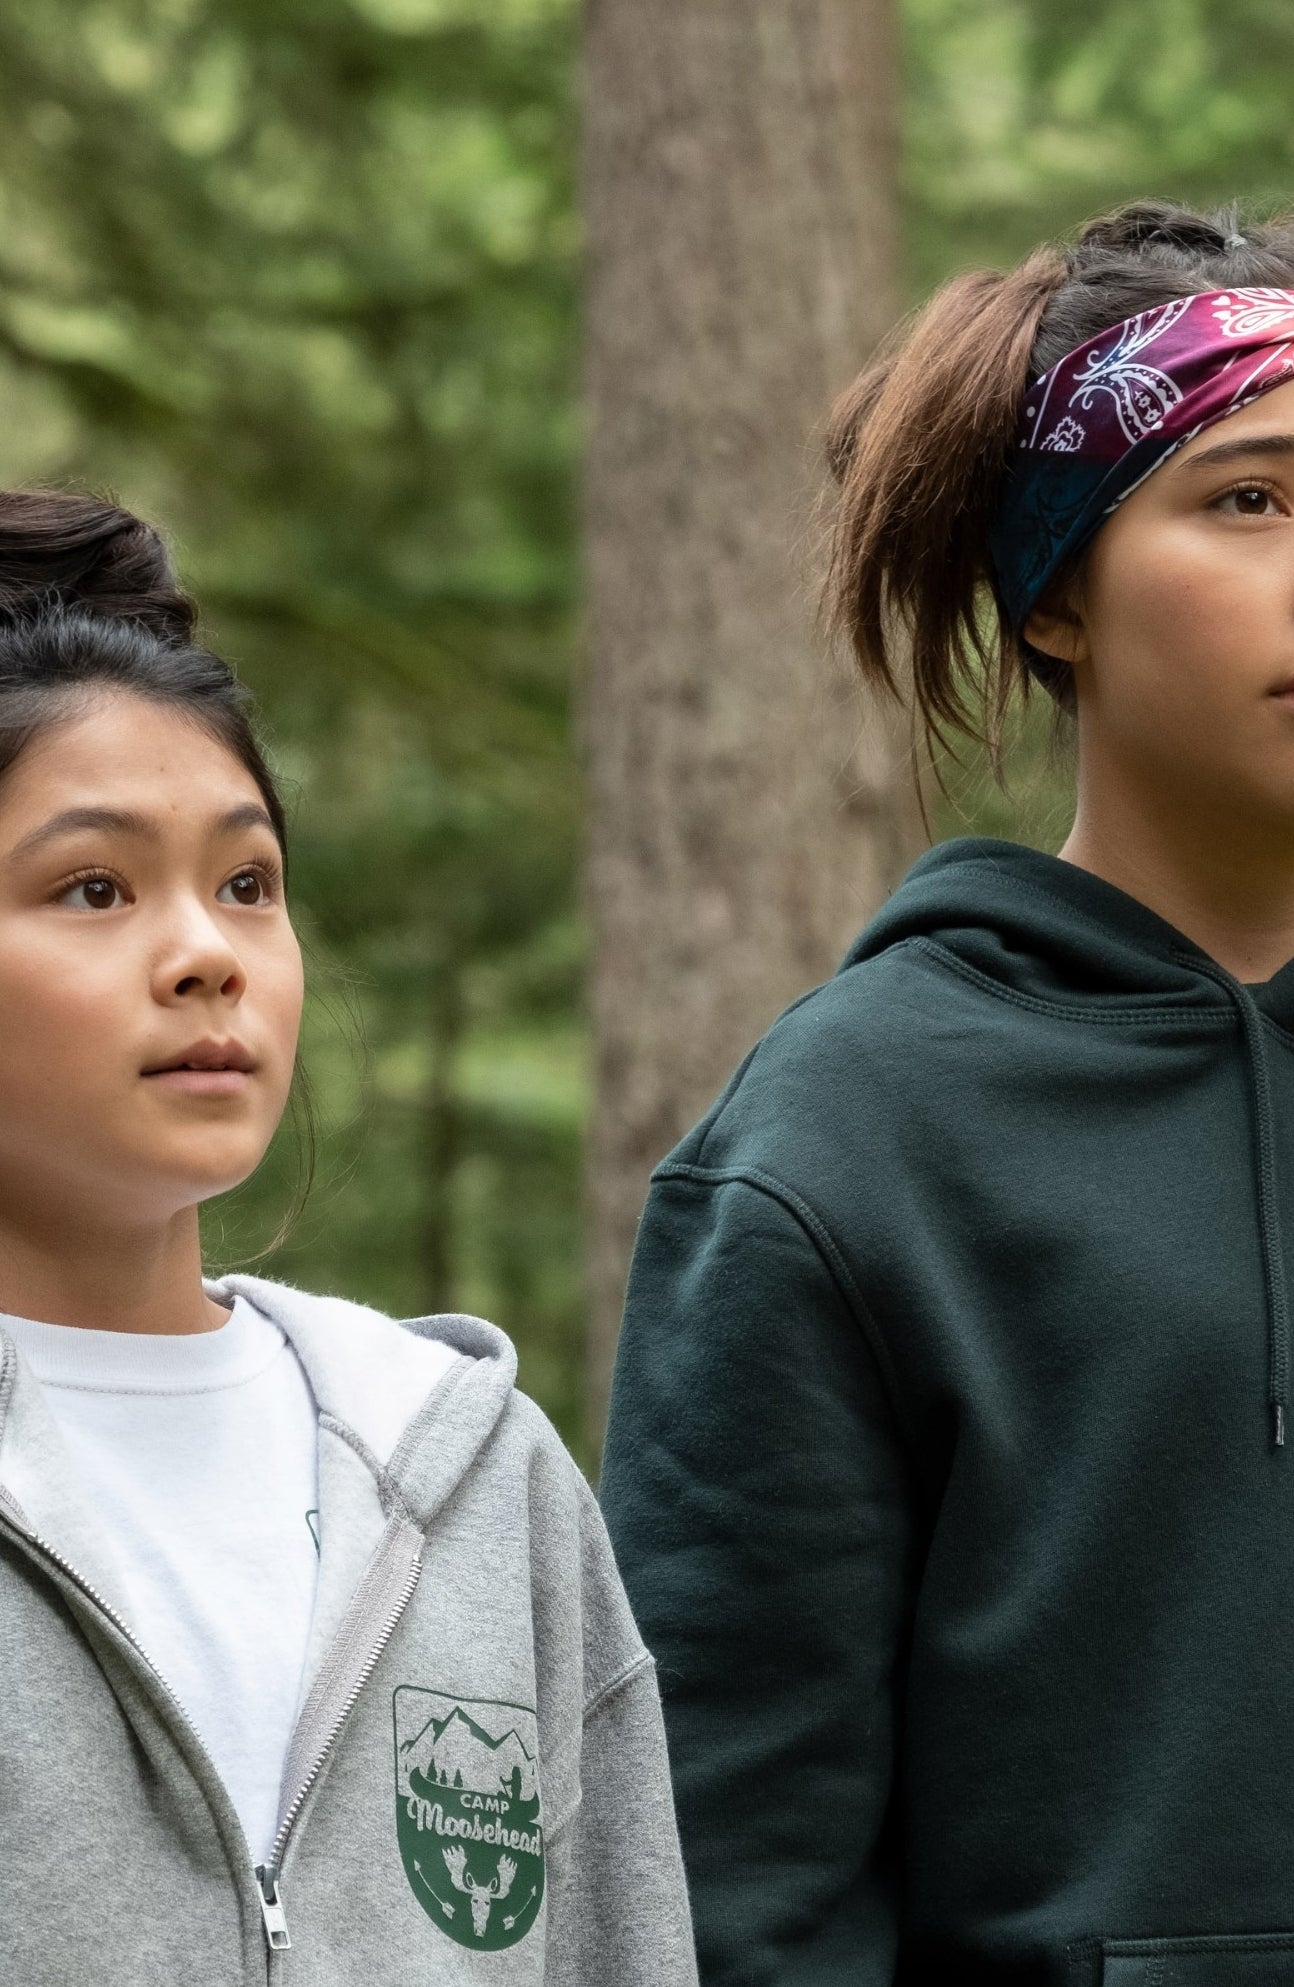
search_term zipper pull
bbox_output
[255,1863,291,1951]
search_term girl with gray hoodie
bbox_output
[0,490,696,1986]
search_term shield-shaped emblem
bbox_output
[393,1686,545,1950]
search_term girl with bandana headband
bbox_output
[601,200,1294,1985]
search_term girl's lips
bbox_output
[143,1068,251,1095]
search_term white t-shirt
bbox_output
[2,1294,319,1864]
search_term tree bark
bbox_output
[583,0,921,1447]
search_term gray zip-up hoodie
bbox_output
[0,1273,697,1986]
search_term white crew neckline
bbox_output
[0,1296,285,1395]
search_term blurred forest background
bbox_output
[1,0,1291,1463]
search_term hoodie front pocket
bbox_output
[1104,1932,1294,1984]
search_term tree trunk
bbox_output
[583,0,921,1448]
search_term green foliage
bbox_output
[1,0,1287,1455]
[907,0,1294,295]
[0,0,587,1451]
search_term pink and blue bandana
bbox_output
[991,287,1294,637]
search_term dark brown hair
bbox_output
[0,491,288,840]
[0,489,313,1240]
[826,199,1294,762]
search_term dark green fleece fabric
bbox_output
[600,837,1294,1987]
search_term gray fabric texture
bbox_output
[0,1274,697,1985]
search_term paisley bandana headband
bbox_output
[990,287,1294,638]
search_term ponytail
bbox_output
[827,251,1065,758]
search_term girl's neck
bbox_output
[0,1201,225,1335]
[1060,777,1294,985]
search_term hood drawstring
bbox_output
[1184,956,1290,1449]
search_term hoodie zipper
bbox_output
[0,1511,271,1947]
[254,1545,423,1952]
[0,1502,422,1960]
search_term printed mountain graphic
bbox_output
[401,1705,538,1803]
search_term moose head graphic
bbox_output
[442,1847,517,1938]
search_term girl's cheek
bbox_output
[1105,544,1245,666]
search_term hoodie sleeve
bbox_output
[599,1167,922,1987]
[545,1655,699,1986]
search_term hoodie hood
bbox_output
[209,1274,518,1526]
[848,835,1294,1029]
[192,1277,530,1724]
[846,837,1294,1447]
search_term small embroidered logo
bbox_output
[393,1686,545,1950]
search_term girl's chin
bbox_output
[114,1150,271,1216]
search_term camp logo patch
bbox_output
[393,1686,544,1950]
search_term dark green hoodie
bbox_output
[600,837,1294,1987]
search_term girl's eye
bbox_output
[57,863,279,911]
[216,867,276,908]
[61,874,125,911]
[1217,484,1283,518]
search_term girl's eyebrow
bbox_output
[1179,432,1294,472]
[5,802,276,864]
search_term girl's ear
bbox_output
[1023,575,1089,668]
